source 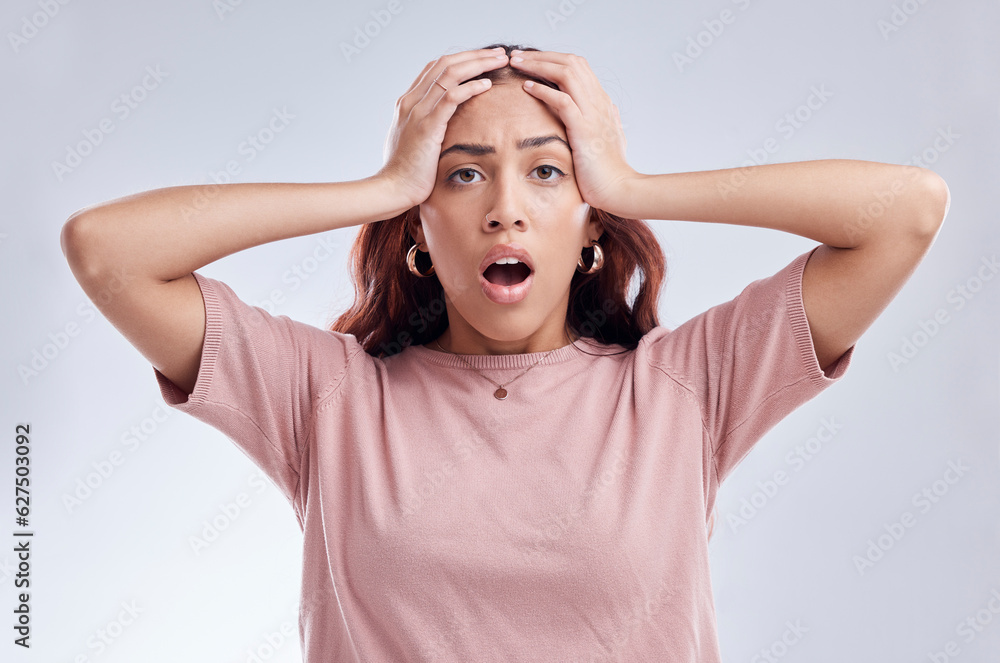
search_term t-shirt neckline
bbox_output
[408,335,614,369]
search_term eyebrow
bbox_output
[439,135,572,160]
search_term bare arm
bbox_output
[505,53,950,373]
[60,46,510,395]
[616,160,951,371]
[59,177,413,395]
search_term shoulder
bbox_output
[192,271,372,391]
[635,326,696,393]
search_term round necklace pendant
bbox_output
[494,387,508,400]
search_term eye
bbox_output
[532,165,565,181]
[445,165,567,188]
[447,168,483,185]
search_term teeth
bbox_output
[493,257,521,265]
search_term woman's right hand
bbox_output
[376,47,511,209]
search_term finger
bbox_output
[401,48,505,111]
[417,48,506,96]
[512,48,578,63]
[510,55,595,108]
[401,60,438,98]
[510,51,603,95]
[510,49,596,80]
[520,80,582,124]
[424,76,495,128]
[412,51,507,114]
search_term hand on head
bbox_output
[508,49,636,216]
[376,47,511,210]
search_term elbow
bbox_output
[911,169,950,241]
[59,213,81,260]
[60,212,109,286]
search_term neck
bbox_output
[434,326,579,355]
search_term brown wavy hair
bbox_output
[329,43,667,358]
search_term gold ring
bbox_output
[433,79,448,92]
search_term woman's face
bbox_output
[412,79,603,350]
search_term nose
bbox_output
[483,213,525,232]
[481,173,528,233]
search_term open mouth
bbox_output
[482,258,532,286]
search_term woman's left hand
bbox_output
[509,49,638,216]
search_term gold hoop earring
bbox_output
[406,244,435,277]
[576,242,604,274]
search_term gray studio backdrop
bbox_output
[2,0,998,661]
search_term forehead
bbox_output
[444,81,565,144]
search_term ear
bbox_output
[408,209,426,246]
[586,208,605,245]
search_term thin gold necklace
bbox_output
[433,338,567,400]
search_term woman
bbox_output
[60,42,949,661]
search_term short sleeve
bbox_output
[643,246,854,488]
[152,272,363,507]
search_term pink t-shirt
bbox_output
[154,245,853,662]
